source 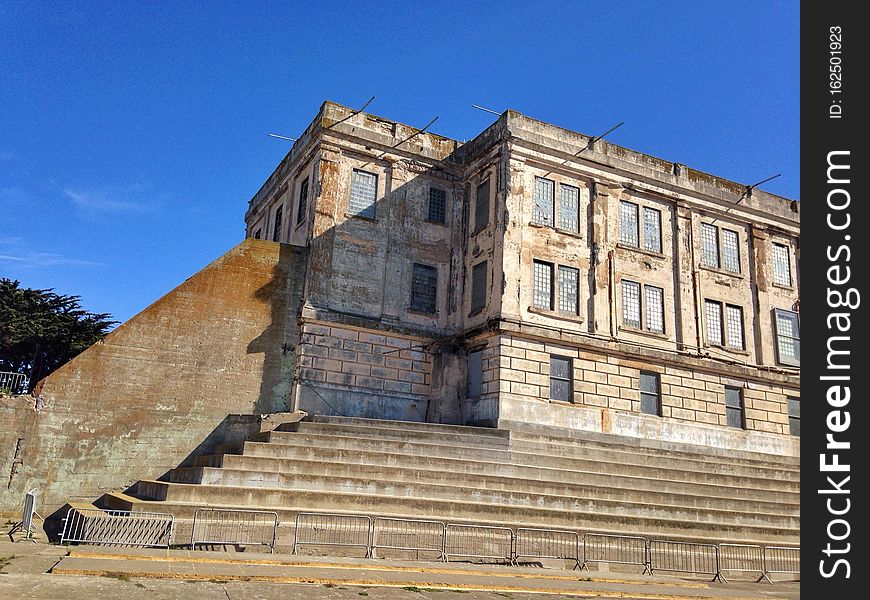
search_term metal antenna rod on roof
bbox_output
[738,173,782,203]
[471,104,502,116]
[355,96,375,114]
[576,121,624,155]
[380,116,439,157]
[267,133,298,141]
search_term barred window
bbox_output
[772,243,792,286]
[725,304,744,349]
[428,187,447,224]
[533,177,555,226]
[705,300,723,346]
[701,223,719,268]
[272,205,283,242]
[642,207,662,253]
[721,229,740,272]
[349,169,377,219]
[787,397,800,437]
[619,201,639,247]
[471,261,487,312]
[558,184,580,233]
[774,309,800,366]
[725,386,745,428]
[557,266,579,315]
[296,177,309,224]
[410,263,437,313]
[533,260,553,310]
[474,178,490,232]
[644,286,664,333]
[550,355,573,402]
[639,371,661,416]
[621,280,641,328]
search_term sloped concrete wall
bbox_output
[0,239,304,514]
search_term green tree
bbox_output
[0,278,115,392]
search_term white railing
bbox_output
[0,371,28,395]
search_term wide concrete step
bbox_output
[133,479,797,533]
[211,433,799,491]
[508,428,800,470]
[307,415,506,438]
[188,452,798,504]
[168,465,798,517]
[284,420,510,448]
[110,484,798,546]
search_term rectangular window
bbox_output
[549,355,573,402]
[467,350,483,399]
[428,187,447,223]
[533,260,554,310]
[533,177,555,226]
[471,261,487,313]
[644,286,665,333]
[701,223,719,268]
[772,243,792,286]
[705,300,723,346]
[474,178,490,233]
[558,184,580,232]
[410,263,438,314]
[621,280,641,328]
[253,228,261,240]
[725,386,745,429]
[721,229,740,272]
[272,205,283,242]
[349,169,377,219]
[296,177,309,224]
[619,201,639,247]
[725,304,744,349]
[774,308,800,366]
[557,266,579,315]
[642,207,662,253]
[787,397,800,437]
[639,371,661,416]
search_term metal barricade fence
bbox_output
[60,508,174,548]
[762,546,800,581]
[514,528,580,569]
[649,540,722,581]
[718,544,763,582]
[581,533,649,573]
[371,517,446,560]
[445,524,513,563]
[0,371,27,395]
[293,512,373,557]
[191,508,278,553]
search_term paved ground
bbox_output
[0,540,800,599]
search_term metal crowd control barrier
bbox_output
[60,508,174,548]
[649,540,722,582]
[191,508,278,553]
[514,528,580,569]
[293,512,373,557]
[718,544,763,582]
[371,517,446,560]
[0,371,27,395]
[581,533,649,573]
[445,523,513,563]
[762,546,800,582]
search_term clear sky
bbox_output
[1,1,799,325]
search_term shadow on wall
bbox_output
[247,243,307,415]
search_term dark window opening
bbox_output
[296,177,309,224]
[788,397,800,437]
[474,178,490,233]
[639,371,661,416]
[550,355,573,402]
[471,261,487,313]
[272,205,283,242]
[725,386,745,429]
[410,263,438,313]
[428,187,447,223]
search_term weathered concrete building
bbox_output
[245,101,800,456]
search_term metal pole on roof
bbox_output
[471,104,502,116]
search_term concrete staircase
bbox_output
[102,415,800,546]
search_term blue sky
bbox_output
[1,1,799,324]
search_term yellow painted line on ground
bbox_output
[64,549,707,589]
[50,567,781,600]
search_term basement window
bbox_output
[639,371,661,416]
[349,169,378,219]
[549,355,573,402]
[467,349,483,399]
[787,397,800,437]
[725,386,745,429]
[410,263,438,314]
